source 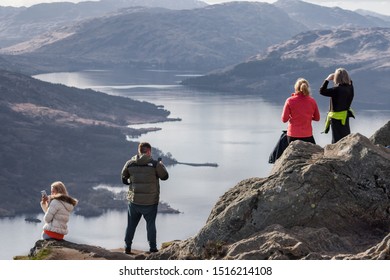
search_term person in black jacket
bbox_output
[320,68,355,143]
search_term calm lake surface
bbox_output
[1,69,388,259]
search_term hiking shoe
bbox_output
[124,248,132,254]
[149,248,158,253]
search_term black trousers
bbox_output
[287,135,316,144]
[331,118,350,144]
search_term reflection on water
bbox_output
[0,69,388,259]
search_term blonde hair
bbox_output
[51,181,68,196]
[294,78,311,96]
[50,181,78,205]
[334,68,351,85]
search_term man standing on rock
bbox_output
[121,142,169,254]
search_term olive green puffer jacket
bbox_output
[121,154,169,205]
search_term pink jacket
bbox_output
[282,93,320,138]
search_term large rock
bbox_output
[24,239,146,260]
[149,124,390,259]
[370,120,390,147]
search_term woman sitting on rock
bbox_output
[40,181,78,240]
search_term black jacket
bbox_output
[320,80,354,112]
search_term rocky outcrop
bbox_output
[149,121,390,260]
[21,122,390,260]
[370,120,390,147]
[25,240,147,260]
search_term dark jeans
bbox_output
[125,203,158,250]
[287,135,316,144]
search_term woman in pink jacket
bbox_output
[282,78,320,144]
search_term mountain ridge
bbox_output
[2,1,390,73]
[182,27,390,110]
[0,0,207,48]
[275,0,390,29]
[2,2,307,72]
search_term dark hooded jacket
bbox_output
[121,154,169,205]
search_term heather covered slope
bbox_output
[0,70,173,216]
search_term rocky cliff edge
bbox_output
[150,121,390,260]
[24,121,390,260]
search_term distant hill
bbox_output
[183,27,390,110]
[3,1,390,73]
[1,2,308,72]
[356,9,390,22]
[0,69,174,217]
[274,0,390,29]
[0,0,207,48]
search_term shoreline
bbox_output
[177,162,218,167]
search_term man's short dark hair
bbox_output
[138,142,152,154]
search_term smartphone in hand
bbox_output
[41,190,48,199]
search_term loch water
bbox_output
[1,68,388,259]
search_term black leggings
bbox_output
[330,118,350,144]
[287,136,316,144]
